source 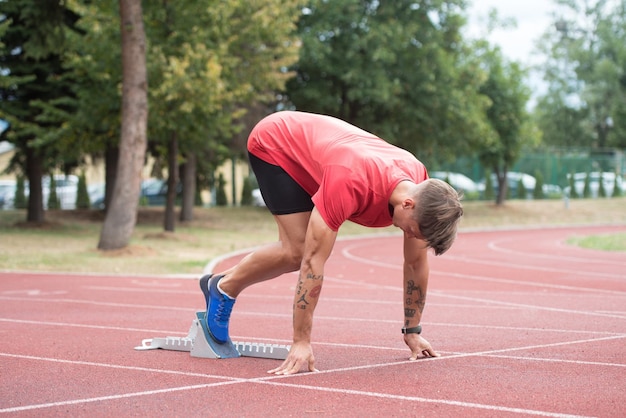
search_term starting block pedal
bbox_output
[135,311,290,360]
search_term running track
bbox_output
[1,225,625,417]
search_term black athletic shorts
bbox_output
[248,151,314,215]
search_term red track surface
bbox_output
[1,225,625,417]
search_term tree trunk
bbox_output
[495,168,508,206]
[180,152,197,222]
[98,0,148,250]
[25,146,45,223]
[164,131,178,232]
[103,143,119,212]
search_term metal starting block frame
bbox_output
[135,311,290,360]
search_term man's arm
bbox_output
[268,207,337,375]
[402,234,440,359]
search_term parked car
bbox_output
[251,188,266,207]
[88,183,106,209]
[140,178,182,205]
[42,174,79,210]
[429,171,479,194]
[0,179,16,209]
[564,171,624,198]
[478,172,562,199]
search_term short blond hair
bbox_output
[413,179,463,255]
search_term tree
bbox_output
[143,0,300,229]
[0,0,83,222]
[98,0,148,250]
[475,43,533,205]
[285,0,489,163]
[535,0,626,149]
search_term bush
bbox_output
[533,171,545,200]
[47,176,60,210]
[516,178,526,199]
[598,172,606,198]
[568,172,578,198]
[14,176,27,209]
[240,176,254,206]
[582,172,591,198]
[215,173,228,206]
[76,172,91,209]
[612,171,622,198]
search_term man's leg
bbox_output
[201,150,314,342]
[200,211,310,343]
[217,210,311,297]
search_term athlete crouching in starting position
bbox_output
[200,110,463,375]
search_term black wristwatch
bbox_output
[401,325,422,335]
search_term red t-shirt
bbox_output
[247,111,428,231]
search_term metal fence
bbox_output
[430,148,625,188]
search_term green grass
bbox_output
[1,198,624,276]
[567,232,626,252]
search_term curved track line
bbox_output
[338,246,626,295]
[486,236,626,266]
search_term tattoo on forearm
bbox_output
[406,280,426,313]
[295,274,323,310]
[405,308,416,318]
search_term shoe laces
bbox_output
[214,296,235,326]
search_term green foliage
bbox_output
[0,0,83,221]
[76,172,90,209]
[533,171,545,200]
[474,40,532,205]
[215,173,228,206]
[240,176,255,206]
[285,0,489,162]
[14,176,27,209]
[535,1,626,149]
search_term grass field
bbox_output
[0,197,624,276]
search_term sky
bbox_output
[465,0,558,65]
[464,0,561,102]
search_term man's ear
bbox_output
[402,198,415,210]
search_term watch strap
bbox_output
[401,325,422,334]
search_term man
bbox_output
[200,111,463,375]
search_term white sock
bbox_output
[216,279,235,300]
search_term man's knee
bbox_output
[283,245,304,271]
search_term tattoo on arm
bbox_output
[295,274,323,310]
[406,280,426,313]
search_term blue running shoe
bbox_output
[199,274,235,343]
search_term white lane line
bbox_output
[0,352,243,380]
[1,317,621,343]
[3,339,615,418]
[339,244,626,295]
[255,381,591,418]
[442,253,625,279]
[486,236,626,267]
[0,381,242,414]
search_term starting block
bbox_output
[135,311,290,360]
